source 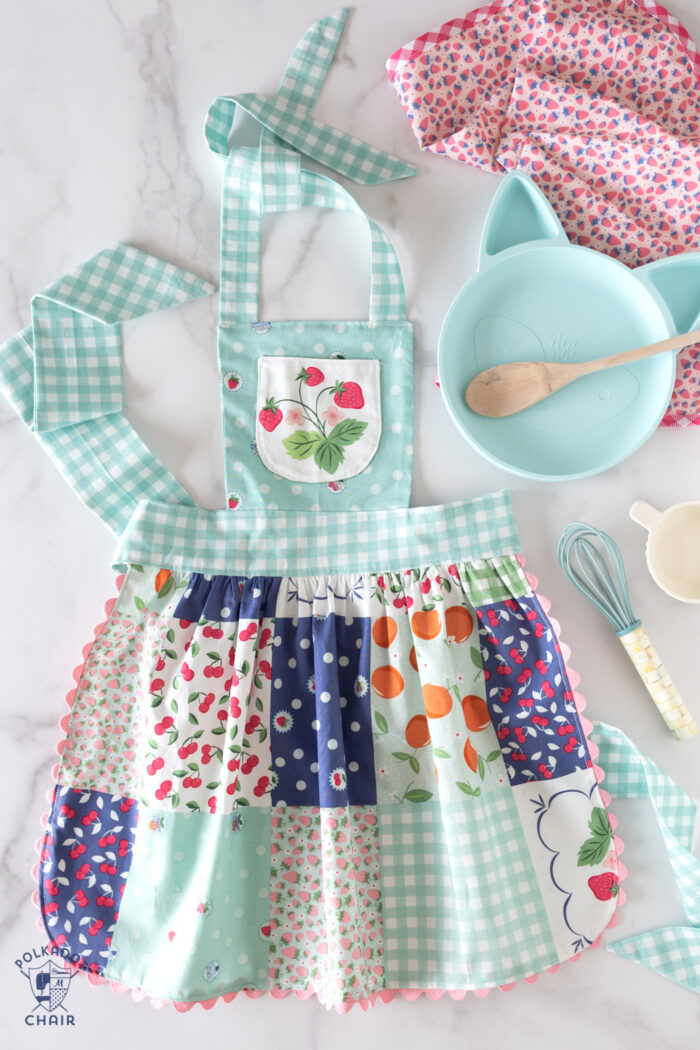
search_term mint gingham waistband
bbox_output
[114,491,521,576]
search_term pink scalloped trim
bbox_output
[386,0,700,80]
[31,564,627,1014]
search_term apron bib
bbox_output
[213,150,413,511]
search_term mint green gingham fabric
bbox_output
[217,153,407,324]
[209,8,412,326]
[204,8,416,185]
[593,723,700,993]
[113,490,520,576]
[378,797,558,988]
[31,243,215,432]
[0,245,215,535]
[459,554,531,605]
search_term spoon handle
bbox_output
[580,326,700,375]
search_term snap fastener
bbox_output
[223,370,243,392]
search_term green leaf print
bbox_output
[456,782,481,797]
[374,712,389,735]
[433,748,451,759]
[134,596,146,612]
[156,576,174,599]
[329,418,368,445]
[282,430,323,460]
[470,646,482,669]
[486,750,502,763]
[577,806,613,867]
[313,437,344,474]
[392,752,411,762]
[408,756,420,774]
[404,789,433,803]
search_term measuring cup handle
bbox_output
[629,500,662,532]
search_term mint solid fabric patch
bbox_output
[105,807,271,1001]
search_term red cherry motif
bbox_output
[259,399,283,432]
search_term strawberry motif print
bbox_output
[476,595,591,784]
[39,786,138,973]
[258,399,283,432]
[388,0,700,424]
[332,380,364,409]
[269,806,383,1006]
[255,356,381,483]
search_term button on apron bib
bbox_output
[1,7,698,1014]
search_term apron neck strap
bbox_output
[218,149,406,325]
[204,9,417,187]
[207,8,413,326]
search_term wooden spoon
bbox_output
[465,327,700,418]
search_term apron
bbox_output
[1,8,698,1013]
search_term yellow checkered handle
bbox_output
[618,625,698,741]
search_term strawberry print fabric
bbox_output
[388,0,700,425]
[269,806,384,999]
[255,356,382,483]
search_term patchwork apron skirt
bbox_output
[39,490,623,1008]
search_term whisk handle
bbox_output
[618,624,698,741]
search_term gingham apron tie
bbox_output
[593,723,700,993]
[0,243,215,535]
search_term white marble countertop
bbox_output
[1,1,699,1045]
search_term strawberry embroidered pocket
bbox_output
[256,356,381,482]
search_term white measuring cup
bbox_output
[629,499,700,603]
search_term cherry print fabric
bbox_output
[388,0,700,425]
[476,594,590,784]
[39,786,138,974]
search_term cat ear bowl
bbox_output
[437,171,700,481]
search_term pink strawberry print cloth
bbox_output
[388,0,700,426]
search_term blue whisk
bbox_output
[558,522,697,741]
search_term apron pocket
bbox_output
[256,356,381,482]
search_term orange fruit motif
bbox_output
[445,605,474,643]
[409,646,419,672]
[372,616,398,648]
[411,609,442,640]
[464,738,478,773]
[461,695,491,733]
[371,665,405,699]
[422,683,452,718]
[154,568,172,593]
[405,715,430,749]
